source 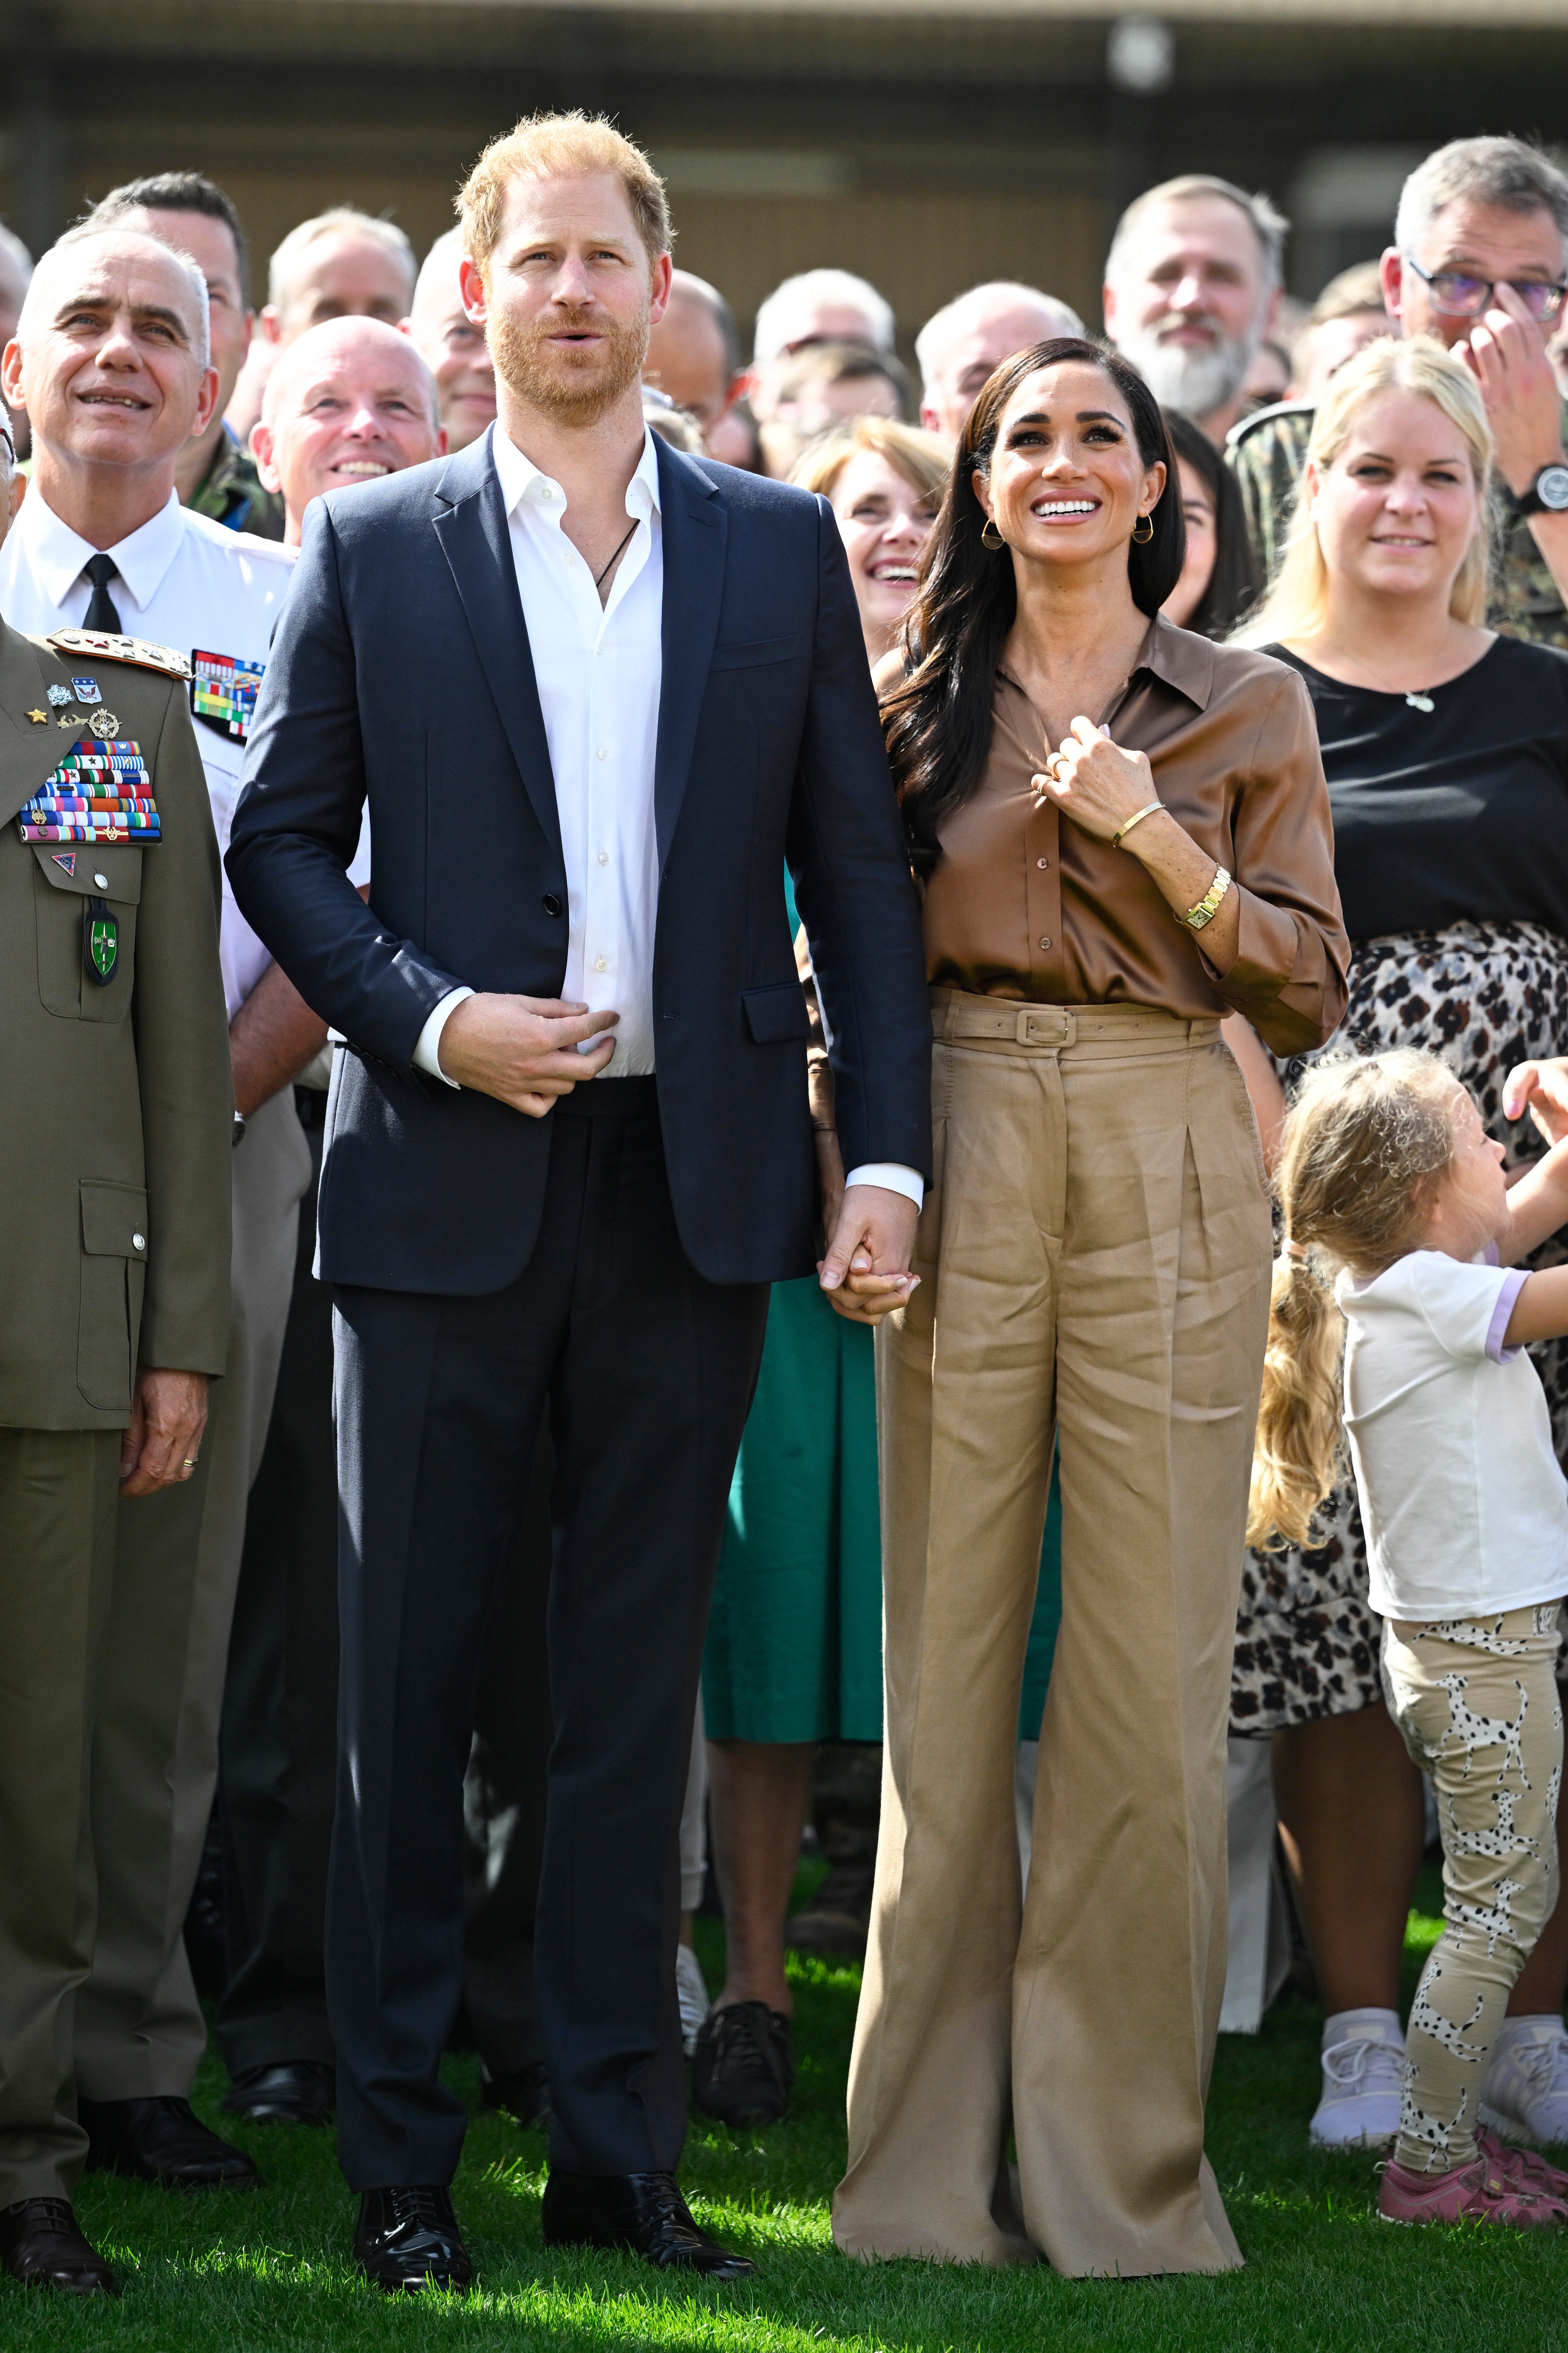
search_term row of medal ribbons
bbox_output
[17,739,161,842]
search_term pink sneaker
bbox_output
[1378,2152,1568,2228]
[1475,2124,1568,2201]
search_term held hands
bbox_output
[1031,720,1159,843]
[1454,286,1566,497]
[817,1146,920,1326]
[438,992,619,1115]
[120,1369,209,1497]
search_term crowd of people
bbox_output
[4,109,1568,2297]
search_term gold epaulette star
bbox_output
[26,708,47,724]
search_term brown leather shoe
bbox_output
[0,2198,118,2294]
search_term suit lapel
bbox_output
[430,430,564,864]
[0,626,85,832]
[653,440,725,876]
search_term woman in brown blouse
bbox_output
[832,339,1347,2278]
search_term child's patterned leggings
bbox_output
[1381,1606,1563,2174]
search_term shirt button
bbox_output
[1039,936,1051,951]
[95,871,109,887]
[1036,857,1049,870]
[594,955,608,972]
[132,1232,145,1250]
[596,747,608,760]
[597,850,609,865]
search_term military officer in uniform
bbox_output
[0,521,233,2290]
[0,222,350,2191]
[83,174,286,541]
[1230,135,1568,651]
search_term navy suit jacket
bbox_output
[226,429,932,1294]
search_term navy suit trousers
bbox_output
[326,1082,769,2187]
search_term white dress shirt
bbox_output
[414,423,921,1210]
[0,484,370,1019]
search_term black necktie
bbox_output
[81,553,123,634]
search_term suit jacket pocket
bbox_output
[708,635,801,671]
[743,981,812,1044]
[33,844,142,1023]
[78,1179,149,1412]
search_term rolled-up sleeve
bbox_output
[1201,668,1349,1055]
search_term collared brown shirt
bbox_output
[910,615,1349,1057]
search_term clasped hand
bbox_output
[1031,718,1157,840]
[813,1128,919,1326]
[437,992,619,1114]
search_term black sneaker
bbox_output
[690,2002,794,2127]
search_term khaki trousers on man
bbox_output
[74,1086,311,2098]
[835,994,1271,2279]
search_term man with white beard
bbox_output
[1102,173,1287,446]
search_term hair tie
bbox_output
[1282,1238,1308,1262]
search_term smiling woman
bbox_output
[1225,333,1568,2162]
[834,336,1347,2281]
[791,417,949,664]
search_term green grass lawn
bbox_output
[8,1864,1565,2351]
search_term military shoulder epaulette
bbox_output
[1224,397,1316,453]
[46,627,192,682]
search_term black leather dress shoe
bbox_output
[221,2060,335,2125]
[354,2186,472,2293]
[0,2198,118,2295]
[542,2169,756,2279]
[77,2095,259,2187]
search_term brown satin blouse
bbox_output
[909,616,1349,1057]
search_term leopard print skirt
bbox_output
[1230,919,1568,1736]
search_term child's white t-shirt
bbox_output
[1335,1247,1568,1621]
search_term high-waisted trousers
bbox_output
[835,991,1272,2278]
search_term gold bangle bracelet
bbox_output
[1178,865,1232,930]
[1111,799,1164,850]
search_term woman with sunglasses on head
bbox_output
[832,338,1346,2278]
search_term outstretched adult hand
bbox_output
[819,1183,919,1326]
[437,993,619,1115]
[1503,1056,1568,1147]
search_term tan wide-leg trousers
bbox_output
[835,993,1271,2279]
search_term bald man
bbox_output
[226,207,417,447]
[403,228,495,454]
[216,313,442,2128]
[915,280,1085,446]
[644,269,742,453]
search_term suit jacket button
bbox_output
[542,893,564,916]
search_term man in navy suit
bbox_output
[228,111,931,2293]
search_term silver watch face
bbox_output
[1538,464,1568,511]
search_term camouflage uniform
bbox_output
[187,424,285,542]
[1226,397,1568,653]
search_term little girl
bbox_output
[1252,1046,1568,2227]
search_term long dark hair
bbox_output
[885,337,1183,875]
[1162,408,1261,640]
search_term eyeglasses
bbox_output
[1404,254,1567,326]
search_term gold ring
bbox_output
[183,1457,198,1468]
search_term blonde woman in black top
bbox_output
[1228,334,1568,2154]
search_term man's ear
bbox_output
[1380,247,1403,325]
[250,420,281,493]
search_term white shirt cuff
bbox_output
[844,1162,925,1211]
[413,987,474,1086]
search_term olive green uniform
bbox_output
[187,424,286,543]
[1227,397,1568,652]
[0,620,231,2204]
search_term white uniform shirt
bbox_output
[1337,1246,1568,1620]
[415,425,922,1207]
[0,484,368,1019]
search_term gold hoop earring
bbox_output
[980,518,1005,550]
[1132,513,1154,545]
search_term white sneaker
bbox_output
[676,1941,710,2059]
[1482,2016,1568,2147]
[1309,2007,1406,2149]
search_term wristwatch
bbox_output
[1512,462,1568,517]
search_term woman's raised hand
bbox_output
[1032,719,1160,844]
